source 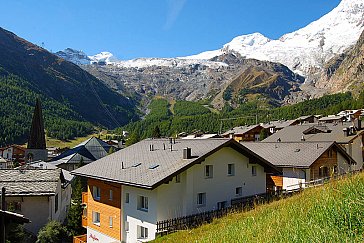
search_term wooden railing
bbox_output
[73,234,87,243]
[157,193,273,235]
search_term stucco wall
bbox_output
[121,147,267,242]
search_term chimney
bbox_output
[163,143,166,150]
[183,147,191,159]
[301,135,305,141]
[169,138,173,144]
[343,128,350,137]
[354,118,362,130]
[170,144,173,151]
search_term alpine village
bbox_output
[1,0,364,242]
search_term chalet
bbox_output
[222,125,264,142]
[0,157,12,169]
[50,137,112,171]
[242,142,355,191]
[263,122,364,171]
[261,115,316,134]
[0,168,71,235]
[0,144,26,164]
[318,115,346,124]
[337,109,362,122]
[71,138,278,242]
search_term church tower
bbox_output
[25,99,48,162]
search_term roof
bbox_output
[181,134,221,139]
[222,125,262,136]
[263,123,363,144]
[0,169,61,196]
[51,137,111,165]
[242,142,354,168]
[72,138,279,189]
[28,161,74,182]
[0,210,30,224]
[318,116,344,122]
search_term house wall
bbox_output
[282,168,309,190]
[86,178,122,243]
[348,137,363,171]
[6,196,50,235]
[121,147,267,242]
[232,127,263,142]
[5,179,71,235]
[122,186,158,243]
[310,149,338,180]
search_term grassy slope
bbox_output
[154,173,364,243]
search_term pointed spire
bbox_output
[27,98,46,149]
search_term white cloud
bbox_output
[164,0,187,30]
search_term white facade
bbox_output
[121,147,267,242]
[282,168,309,191]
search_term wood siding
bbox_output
[232,126,263,142]
[310,148,338,180]
[87,178,122,241]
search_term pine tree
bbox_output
[66,177,85,237]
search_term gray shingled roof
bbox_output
[0,169,61,196]
[222,125,261,136]
[71,138,278,189]
[242,142,353,168]
[263,123,363,144]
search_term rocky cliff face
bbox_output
[315,30,364,94]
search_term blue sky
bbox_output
[0,0,341,59]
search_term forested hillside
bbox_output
[120,92,363,140]
[0,27,139,146]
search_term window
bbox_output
[328,149,333,158]
[227,164,235,176]
[109,216,113,228]
[175,174,181,183]
[6,201,21,212]
[125,221,129,231]
[236,187,242,196]
[125,193,130,203]
[252,166,257,176]
[109,190,113,201]
[137,196,148,211]
[205,165,213,178]
[217,201,227,210]
[55,194,59,213]
[93,186,101,200]
[319,166,329,177]
[137,225,148,239]
[197,193,206,206]
[92,211,100,226]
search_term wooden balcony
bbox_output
[82,192,88,228]
[73,234,87,243]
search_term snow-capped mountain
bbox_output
[55,48,90,65]
[57,49,227,68]
[182,0,364,76]
[89,51,118,64]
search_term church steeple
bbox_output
[27,98,46,149]
[25,99,48,162]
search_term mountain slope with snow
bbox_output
[183,0,364,76]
